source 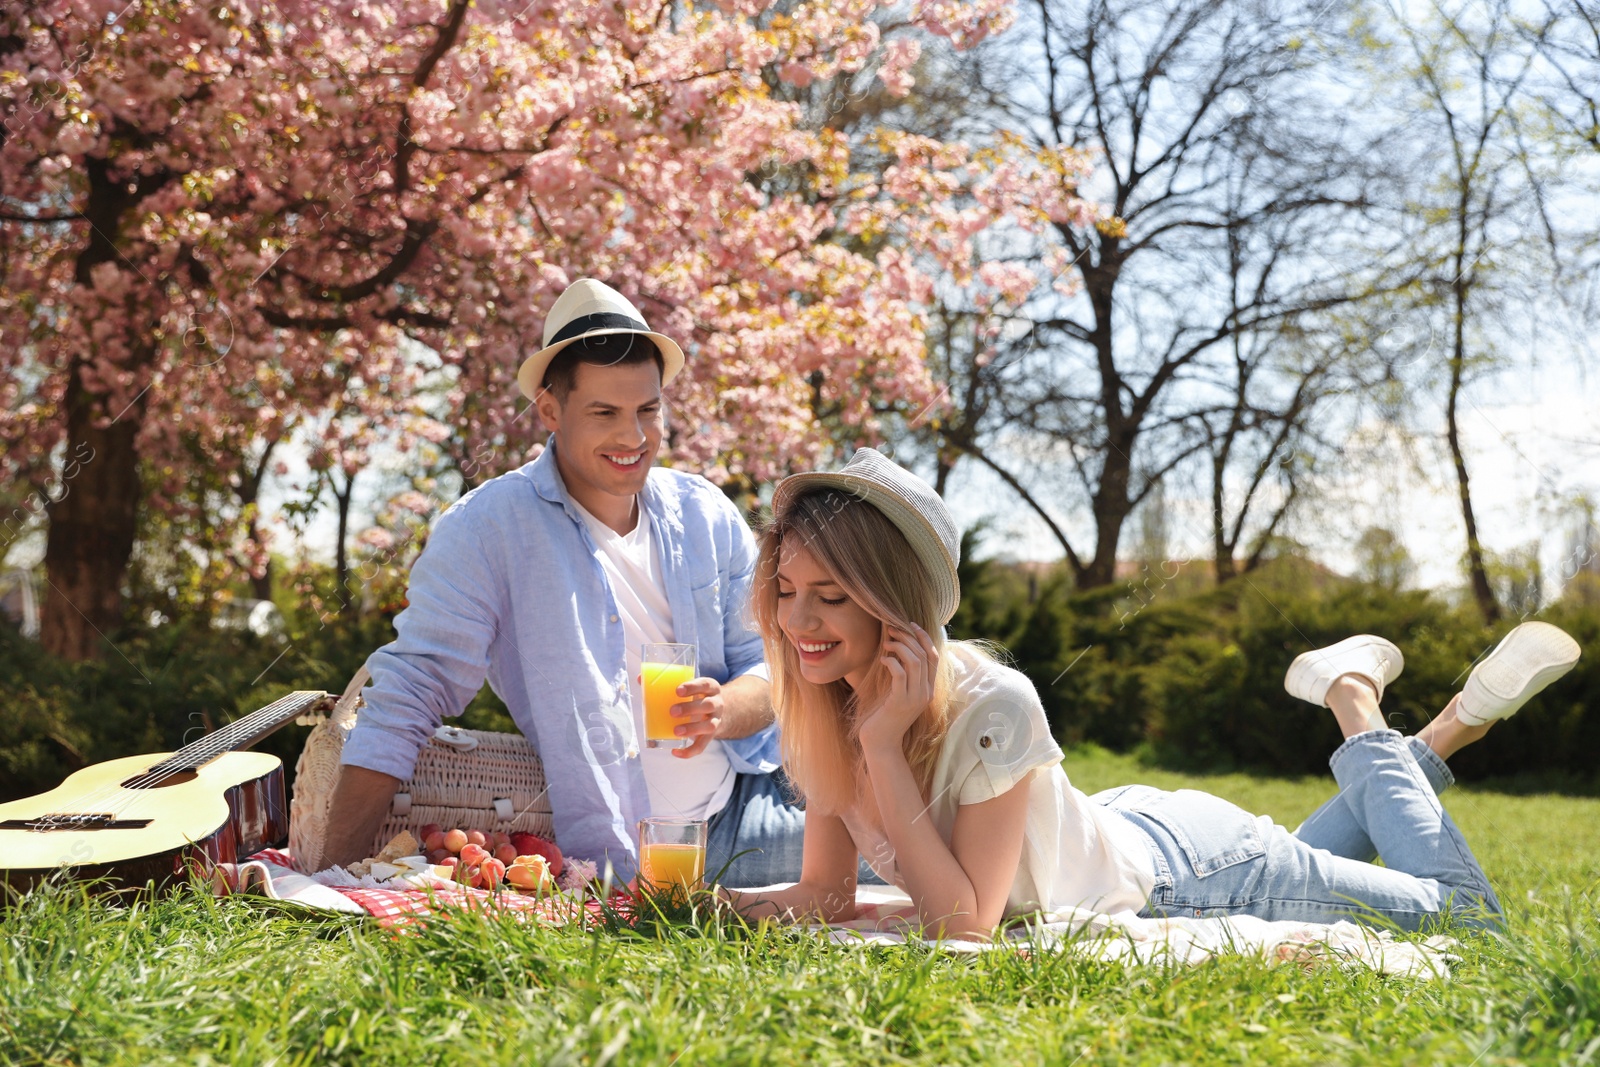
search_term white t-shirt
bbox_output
[570,495,738,821]
[842,646,1157,917]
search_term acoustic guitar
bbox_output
[1,689,330,893]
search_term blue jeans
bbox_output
[1094,731,1502,931]
[705,769,885,886]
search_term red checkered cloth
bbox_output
[213,848,629,929]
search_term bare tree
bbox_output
[1373,0,1572,623]
[907,0,1391,590]
[1530,1,1600,155]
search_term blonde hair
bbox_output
[753,488,971,817]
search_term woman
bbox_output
[723,449,1582,938]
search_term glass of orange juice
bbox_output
[641,642,696,749]
[638,816,707,893]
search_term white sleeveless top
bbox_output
[842,647,1156,917]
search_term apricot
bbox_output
[443,828,469,854]
[506,862,548,891]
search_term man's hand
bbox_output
[669,677,725,758]
[319,766,402,870]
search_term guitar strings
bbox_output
[64,693,315,823]
[44,693,319,825]
[44,694,306,824]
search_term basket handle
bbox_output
[330,664,371,727]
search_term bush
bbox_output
[977,558,1600,785]
[0,607,515,804]
[5,553,1596,802]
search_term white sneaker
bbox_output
[1457,622,1581,726]
[1285,635,1405,709]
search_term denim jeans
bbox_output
[1295,734,1453,861]
[705,768,885,886]
[1093,731,1502,931]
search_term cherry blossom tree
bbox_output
[0,0,1053,660]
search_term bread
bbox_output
[374,831,418,863]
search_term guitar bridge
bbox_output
[1,815,155,831]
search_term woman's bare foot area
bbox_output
[1417,694,1493,760]
[1324,674,1385,739]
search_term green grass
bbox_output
[5,747,1600,1066]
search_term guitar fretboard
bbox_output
[145,691,326,777]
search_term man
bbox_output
[322,279,804,884]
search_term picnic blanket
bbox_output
[214,850,1455,977]
[212,849,603,927]
[812,895,1458,978]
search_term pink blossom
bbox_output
[0,0,1103,611]
[558,858,599,892]
[878,38,920,97]
[391,490,433,515]
[356,527,396,552]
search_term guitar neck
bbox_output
[148,691,328,776]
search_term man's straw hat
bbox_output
[773,448,961,624]
[517,278,685,400]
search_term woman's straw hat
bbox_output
[773,448,961,624]
[517,279,686,400]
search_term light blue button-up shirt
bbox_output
[341,440,778,879]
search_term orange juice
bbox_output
[639,842,705,890]
[642,661,695,746]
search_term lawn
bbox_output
[5,747,1599,1066]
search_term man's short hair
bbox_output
[541,334,664,402]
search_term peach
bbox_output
[418,822,442,842]
[427,848,451,864]
[464,830,488,849]
[494,843,518,865]
[459,843,490,866]
[489,830,512,851]
[422,830,447,853]
[476,857,506,889]
[443,828,469,854]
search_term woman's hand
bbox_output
[858,623,938,754]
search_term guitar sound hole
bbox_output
[121,769,199,789]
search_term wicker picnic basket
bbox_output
[290,666,555,871]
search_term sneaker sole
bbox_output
[1458,622,1581,725]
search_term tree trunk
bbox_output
[1213,458,1239,586]
[38,157,156,661]
[334,478,354,605]
[40,376,143,660]
[1446,334,1499,623]
[250,553,274,602]
[933,449,955,497]
[1078,427,1135,590]
[1449,218,1500,624]
[236,440,278,602]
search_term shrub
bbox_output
[965,558,1600,785]
[0,609,515,804]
